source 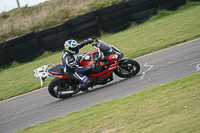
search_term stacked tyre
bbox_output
[0,42,13,68]
[96,2,130,33]
[126,0,157,24]
[67,11,100,40]
[159,0,187,11]
[6,32,43,63]
[37,23,70,51]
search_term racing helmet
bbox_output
[64,40,79,54]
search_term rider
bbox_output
[61,38,96,92]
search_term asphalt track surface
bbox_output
[0,38,200,133]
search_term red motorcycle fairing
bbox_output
[49,45,123,80]
[79,49,100,66]
[79,47,123,65]
[49,64,69,79]
[78,45,123,79]
[88,62,119,79]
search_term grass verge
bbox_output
[16,72,200,133]
[0,2,200,101]
[0,0,122,42]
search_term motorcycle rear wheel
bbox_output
[48,78,77,98]
[114,59,140,78]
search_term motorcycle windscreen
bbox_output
[99,40,115,56]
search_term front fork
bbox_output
[117,65,122,70]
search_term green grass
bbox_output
[16,72,200,133]
[0,2,200,101]
[101,4,200,58]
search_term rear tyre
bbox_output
[48,78,78,98]
[114,59,140,78]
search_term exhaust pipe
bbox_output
[58,90,75,98]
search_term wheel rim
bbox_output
[119,63,137,76]
[53,84,63,97]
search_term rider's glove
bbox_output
[83,38,93,45]
[83,40,89,45]
[87,38,93,44]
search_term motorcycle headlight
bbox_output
[112,54,118,59]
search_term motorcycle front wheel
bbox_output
[114,59,140,78]
[48,78,79,98]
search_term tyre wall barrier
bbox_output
[126,0,158,24]
[158,0,187,11]
[67,11,101,40]
[96,2,130,33]
[37,23,70,51]
[0,0,189,68]
[0,42,13,68]
[6,32,43,63]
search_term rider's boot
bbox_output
[85,78,95,87]
[76,78,95,93]
[76,83,89,93]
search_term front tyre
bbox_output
[114,59,140,78]
[48,78,77,98]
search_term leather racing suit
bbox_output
[61,40,93,87]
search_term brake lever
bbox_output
[91,43,96,47]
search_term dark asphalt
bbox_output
[0,38,200,133]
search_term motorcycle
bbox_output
[34,38,140,98]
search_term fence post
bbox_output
[16,0,20,8]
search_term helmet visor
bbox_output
[69,46,79,54]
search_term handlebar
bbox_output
[90,37,105,61]
[91,37,99,47]
[90,37,103,71]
